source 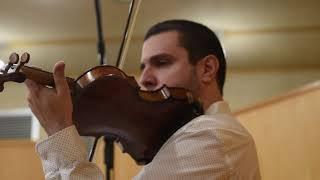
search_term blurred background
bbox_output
[0,0,319,179]
[0,0,319,110]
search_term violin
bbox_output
[0,52,203,164]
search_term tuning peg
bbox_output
[3,53,19,74]
[9,53,19,64]
[21,52,30,63]
[15,52,30,72]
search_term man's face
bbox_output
[139,31,199,94]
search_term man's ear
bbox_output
[197,55,219,83]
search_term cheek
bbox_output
[157,66,194,88]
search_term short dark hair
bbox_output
[144,19,226,95]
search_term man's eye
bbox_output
[156,59,169,66]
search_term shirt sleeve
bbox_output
[36,125,104,180]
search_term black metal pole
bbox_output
[94,0,106,65]
[93,0,136,179]
[94,1,113,180]
[104,136,114,180]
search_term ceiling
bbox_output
[0,0,319,76]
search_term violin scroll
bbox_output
[0,52,75,92]
[3,53,19,74]
[0,52,29,92]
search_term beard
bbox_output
[184,67,201,98]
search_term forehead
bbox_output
[141,31,182,62]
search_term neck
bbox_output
[198,84,223,110]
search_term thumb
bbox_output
[53,61,69,95]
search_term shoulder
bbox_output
[159,113,257,169]
[178,113,255,146]
[135,114,260,179]
[135,110,260,179]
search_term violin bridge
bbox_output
[186,92,194,104]
[160,87,171,99]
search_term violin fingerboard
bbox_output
[21,66,75,88]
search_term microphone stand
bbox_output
[94,1,114,180]
[92,0,136,179]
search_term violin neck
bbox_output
[21,66,76,91]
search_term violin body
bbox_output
[73,66,203,164]
[0,53,203,164]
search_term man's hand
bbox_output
[25,61,73,136]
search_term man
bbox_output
[26,20,261,179]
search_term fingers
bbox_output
[25,80,45,123]
[25,80,42,110]
[25,79,36,91]
[27,98,44,123]
[53,61,69,96]
[25,79,43,96]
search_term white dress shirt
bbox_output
[36,101,261,180]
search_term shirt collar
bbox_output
[204,101,232,115]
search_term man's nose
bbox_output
[139,68,158,91]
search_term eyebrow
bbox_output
[140,53,176,71]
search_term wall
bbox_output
[236,81,320,180]
[0,140,44,180]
